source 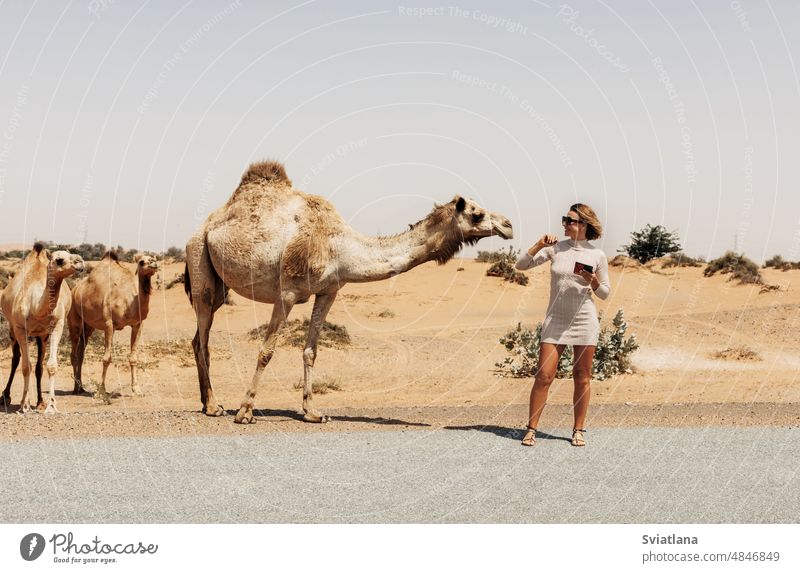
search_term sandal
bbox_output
[521,426,536,447]
[571,428,586,447]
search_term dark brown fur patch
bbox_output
[103,250,120,262]
[239,160,292,187]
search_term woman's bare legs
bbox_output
[527,343,565,430]
[571,345,595,445]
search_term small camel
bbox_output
[68,251,159,402]
[185,160,514,424]
[0,243,85,413]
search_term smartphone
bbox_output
[574,262,594,274]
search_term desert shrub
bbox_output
[619,224,682,264]
[483,246,529,286]
[163,246,185,262]
[248,318,351,348]
[763,255,799,271]
[661,252,703,268]
[1,250,24,259]
[293,376,342,394]
[711,346,762,361]
[496,309,638,381]
[703,251,763,284]
[166,273,185,289]
[0,267,13,288]
[0,314,10,349]
[476,248,514,263]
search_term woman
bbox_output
[515,203,610,447]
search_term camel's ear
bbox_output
[133,253,142,263]
[454,196,466,213]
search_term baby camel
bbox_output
[68,251,159,402]
[0,243,85,413]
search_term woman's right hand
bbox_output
[536,234,558,248]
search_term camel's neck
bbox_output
[32,269,64,320]
[130,272,152,320]
[337,225,456,283]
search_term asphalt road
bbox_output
[2,427,798,523]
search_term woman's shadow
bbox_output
[442,424,572,443]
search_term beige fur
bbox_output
[68,251,159,402]
[185,160,513,424]
[0,243,85,413]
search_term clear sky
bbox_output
[0,0,798,262]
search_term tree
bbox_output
[619,224,681,264]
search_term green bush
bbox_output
[704,251,763,284]
[764,255,799,271]
[495,309,639,381]
[619,224,682,263]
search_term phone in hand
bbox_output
[574,262,594,275]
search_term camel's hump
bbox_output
[239,160,292,187]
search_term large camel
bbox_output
[68,251,159,402]
[185,160,514,424]
[0,243,85,413]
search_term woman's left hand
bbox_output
[577,269,598,289]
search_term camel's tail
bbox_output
[183,263,192,305]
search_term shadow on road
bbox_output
[227,408,431,427]
[443,424,572,443]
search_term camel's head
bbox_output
[48,250,85,278]
[418,196,513,264]
[447,195,513,241]
[134,253,159,276]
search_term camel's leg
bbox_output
[95,323,114,404]
[16,333,32,414]
[187,234,227,416]
[73,325,94,394]
[43,320,66,414]
[2,340,21,408]
[70,321,89,394]
[34,337,46,411]
[234,293,296,424]
[128,324,144,396]
[301,292,338,423]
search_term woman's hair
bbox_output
[570,203,603,240]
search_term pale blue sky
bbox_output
[0,0,798,262]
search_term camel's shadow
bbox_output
[443,424,572,443]
[223,408,431,428]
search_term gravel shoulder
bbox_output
[2,402,798,442]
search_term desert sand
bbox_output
[1,257,798,440]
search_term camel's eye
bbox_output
[472,212,485,224]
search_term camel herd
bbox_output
[2,160,513,423]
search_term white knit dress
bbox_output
[515,239,611,346]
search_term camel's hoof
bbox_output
[35,403,46,412]
[234,408,255,424]
[303,412,330,424]
[44,405,57,415]
[203,404,225,417]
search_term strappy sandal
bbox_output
[571,428,586,447]
[521,426,536,447]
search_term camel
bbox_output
[68,251,159,402]
[0,243,85,413]
[185,160,514,424]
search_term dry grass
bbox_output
[57,333,228,369]
[292,376,343,394]
[248,318,351,348]
[375,309,395,318]
[711,346,762,362]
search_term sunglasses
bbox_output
[562,216,583,226]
